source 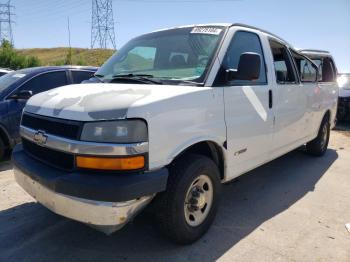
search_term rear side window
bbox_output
[19,71,68,95]
[291,52,317,82]
[312,58,336,82]
[269,40,296,84]
[223,31,267,85]
[71,70,95,84]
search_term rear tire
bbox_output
[154,154,221,244]
[0,138,5,161]
[306,116,330,156]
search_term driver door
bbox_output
[221,30,274,178]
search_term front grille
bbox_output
[21,113,82,140]
[22,138,74,170]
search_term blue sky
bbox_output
[10,0,350,72]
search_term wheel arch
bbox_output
[170,139,226,181]
[324,109,331,122]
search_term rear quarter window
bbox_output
[312,57,336,82]
[291,51,317,82]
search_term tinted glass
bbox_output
[223,31,267,85]
[269,40,296,83]
[96,26,226,84]
[71,70,95,84]
[0,72,27,93]
[20,71,68,95]
[311,58,335,82]
[291,52,317,82]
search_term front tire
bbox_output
[154,154,221,244]
[306,116,330,156]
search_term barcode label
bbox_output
[191,27,222,35]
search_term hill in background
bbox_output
[17,47,115,67]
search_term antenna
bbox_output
[0,0,14,45]
[67,17,71,48]
[90,0,116,49]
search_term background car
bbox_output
[337,73,350,121]
[0,66,98,160]
[0,68,13,77]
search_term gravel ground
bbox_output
[0,127,349,262]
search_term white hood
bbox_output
[24,83,206,121]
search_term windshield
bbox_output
[0,71,26,93]
[96,26,226,84]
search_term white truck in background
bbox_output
[13,23,338,244]
[337,73,350,120]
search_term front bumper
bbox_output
[13,144,168,231]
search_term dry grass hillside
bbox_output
[16,47,115,67]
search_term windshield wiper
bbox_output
[111,74,163,85]
[92,74,105,82]
[177,80,203,86]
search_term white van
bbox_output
[13,23,338,244]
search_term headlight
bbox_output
[80,120,148,143]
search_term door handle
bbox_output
[269,90,273,109]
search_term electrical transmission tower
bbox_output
[0,0,14,45]
[91,0,116,49]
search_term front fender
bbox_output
[127,86,226,171]
[166,136,226,166]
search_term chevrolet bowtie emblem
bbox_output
[33,130,48,145]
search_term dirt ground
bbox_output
[0,125,349,262]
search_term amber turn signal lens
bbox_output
[76,156,145,171]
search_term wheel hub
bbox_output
[188,188,206,210]
[184,175,213,227]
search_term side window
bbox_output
[71,70,95,84]
[320,58,336,82]
[20,71,68,95]
[311,59,323,81]
[223,31,267,85]
[269,40,296,84]
[310,58,336,82]
[291,51,317,82]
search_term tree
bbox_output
[0,40,40,69]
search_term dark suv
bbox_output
[0,66,97,159]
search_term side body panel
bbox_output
[214,27,275,180]
[127,87,227,171]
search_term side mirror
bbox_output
[8,90,33,100]
[226,52,261,81]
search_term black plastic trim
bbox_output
[13,144,168,202]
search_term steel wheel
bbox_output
[184,174,213,227]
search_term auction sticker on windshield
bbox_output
[191,27,222,35]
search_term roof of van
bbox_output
[152,23,293,47]
[299,49,332,58]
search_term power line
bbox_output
[91,0,116,49]
[0,0,14,44]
